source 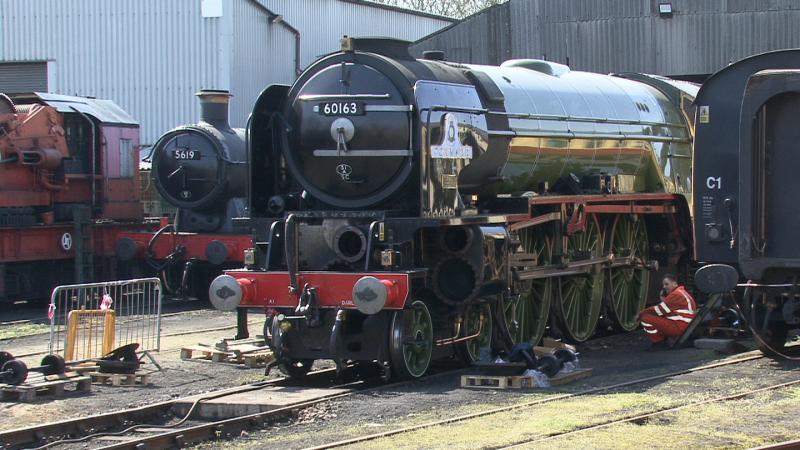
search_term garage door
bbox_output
[0,62,47,93]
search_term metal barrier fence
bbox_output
[48,278,162,361]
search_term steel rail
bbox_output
[9,319,261,359]
[94,386,362,450]
[749,438,800,450]
[304,353,766,450]
[0,400,175,449]
[0,310,199,342]
[500,377,800,449]
[0,368,337,449]
[88,366,464,450]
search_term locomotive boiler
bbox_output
[211,38,697,379]
[694,49,800,357]
[151,90,248,233]
[0,92,142,303]
[116,91,256,303]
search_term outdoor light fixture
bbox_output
[659,3,673,17]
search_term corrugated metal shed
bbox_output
[258,0,454,67]
[0,62,47,92]
[0,0,452,145]
[410,3,511,65]
[412,0,800,79]
[0,0,230,145]
[230,0,297,127]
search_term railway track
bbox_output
[499,377,800,449]
[0,368,337,450]
[9,351,760,450]
[5,319,261,359]
[0,363,462,450]
[1,348,785,450]
[303,353,768,450]
[750,439,800,450]
[0,303,207,330]
[86,365,465,450]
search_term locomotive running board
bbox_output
[515,254,649,280]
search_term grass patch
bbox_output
[190,365,800,450]
[342,375,791,450]
[344,392,675,450]
[533,385,800,450]
[0,322,51,340]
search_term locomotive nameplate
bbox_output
[172,149,201,160]
[317,101,365,116]
[431,113,473,159]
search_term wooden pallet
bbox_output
[180,346,227,361]
[69,364,100,375]
[180,345,274,368]
[461,368,593,390]
[87,371,151,387]
[214,336,266,352]
[0,373,92,402]
[241,352,275,368]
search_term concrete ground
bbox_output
[2,306,798,450]
[0,306,278,432]
[189,333,800,450]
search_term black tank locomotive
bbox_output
[152,90,248,233]
[116,91,257,303]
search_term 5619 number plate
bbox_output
[173,149,200,160]
[318,101,364,116]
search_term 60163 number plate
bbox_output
[318,101,364,116]
[173,149,201,160]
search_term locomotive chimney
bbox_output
[196,89,233,131]
[422,50,446,61]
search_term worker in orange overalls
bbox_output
[639,274,697,349]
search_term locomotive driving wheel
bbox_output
[459,303,492,363]
[747,289,789,358]
[389,299,433,379]
[605,215,650,332]
[554,214,604,343]
[270,318,314,379]
[505,227,553,346]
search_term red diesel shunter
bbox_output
[0,92,143,303]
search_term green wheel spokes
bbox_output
[556,215,604,343]
[606,215,650,331]
[505,227,552,346]
[464,303,492,362]
[401,300,433,378]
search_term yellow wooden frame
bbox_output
[64,310,116,361]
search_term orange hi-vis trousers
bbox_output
[639,310,690,343]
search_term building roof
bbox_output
[11,92,139,126]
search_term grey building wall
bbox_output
[412,0,800,78]
[0,0,452,145]
[231,0,297,126]
[260,0,453,67]
[411,2,512,65]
